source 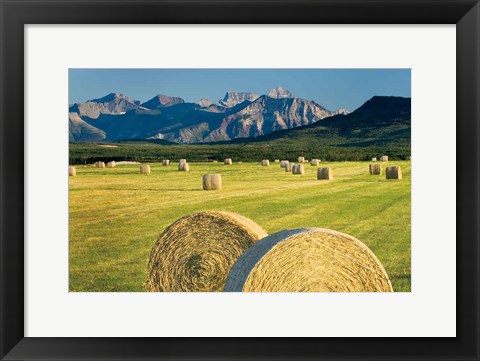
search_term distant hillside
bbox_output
[69,86,347,143]
[215,96,411,149]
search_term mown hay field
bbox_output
[69,161,411,292]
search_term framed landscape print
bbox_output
[1,0,479,360]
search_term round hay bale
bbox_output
[274,159,280,163]
[280,160,289,168]
[213,160,218,163]
[317,167,333,180]
[261,159,270,167]
[285,162,294,172]
[68,166,76,176]
[224,158,232,165]
[179,159,187,164]
[298,156,305,163]
[386,166,402,180]
[371,157,377,162]
[162,160,170,166]
[311,159,320,166]
[380,155,389,162]
[224,228,393,292]
[292,164,305,175]
[178,162,190,171]
[203,174,222,190]
[146,211,267,292]
[140,165,151,174]
[107,161,116,168]
[369,163,382,175]
[95,161,105,168]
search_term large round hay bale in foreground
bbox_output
[369,163,382,175]
[178,162,190,171]
[285,162,294,172]
[146,211,267,292]
[68,166,76,176]
[311,159,320,166]
[107,161,116,168]
[162,160,170,166]
[261,159,270,167]
[292,164,305,175]
[224,228,393,292]
[203,174,222,190]
[317,167,333,180]
[140,165,151,174]
[386,166,402,179]
[298,156,305,163]
[224,158,232,165]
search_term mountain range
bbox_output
[68,86,351,143]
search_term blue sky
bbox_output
[69,69,410,112]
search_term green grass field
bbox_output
[69,161,411,292]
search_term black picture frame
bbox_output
[1,0,479,360]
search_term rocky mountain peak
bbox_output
[267,86,294,99]
[218,91,259,108]
[141,94,185,109]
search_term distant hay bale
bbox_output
[162,160,170,166]
[178,162,190,171]
[317,167,333,180]
[106,161,116,168]
[68,166,76,176]
[94,161,105,168]
[369,164,382,175]
[213,160,218,163]
[380,155,389,162]
[386,166,402,180]
[262,160,270,167]
[224,158,232,165]
[146,211,267,292]
[140,165,151,174]
[179,159,187,164]
[292,164,305,175]
[298,156,305,163]
[274,159,280,163]
[280,160,289,168]
[224,228,393,292]
[371,157,377,162]
[285,163,294,172]
[311,159,320,166]
[203,174,222,190]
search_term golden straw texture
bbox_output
[262,160,270,167]
[146,211,267,292]
[178,162,190,171]
[369,164,382,175]
[68,166,76,176]
[285,163,294,172]
[140,165,151,174]
[386,166,402,180]
[317,167,333,180]
[298,156,305,163]
[224,228,393,292]
[311,159,320,166]
[203,174,222,190]
[280,160,289,168]
[292,164,305,175]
